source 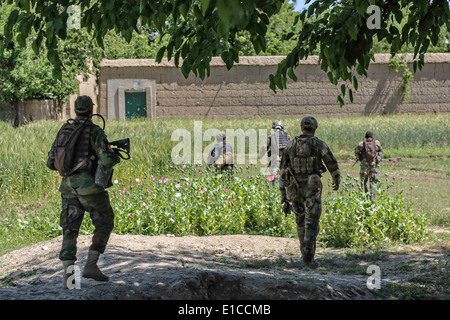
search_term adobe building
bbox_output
[97,53,450,120]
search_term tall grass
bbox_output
[0,114,448,209]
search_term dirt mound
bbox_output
[0,233,447,300]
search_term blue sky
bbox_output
[291,0,309,12]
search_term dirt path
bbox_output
[0,234,448,300]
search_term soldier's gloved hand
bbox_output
[281,190,287,203]
[332,182,339,191]
[283,201,291,216]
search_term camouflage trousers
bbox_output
[360,162,379,201]
[290,174,322,263]
[59,187,114,261]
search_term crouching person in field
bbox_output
[207,131,234,173]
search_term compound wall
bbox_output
[98,53,450,119]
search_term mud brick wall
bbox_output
[98,53,450,119]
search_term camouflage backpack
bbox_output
[53,118,92,177]
[291,136,321,175]
[362,139,376,163]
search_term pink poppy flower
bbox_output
[182,164,187,168]
[230,199,234,203]
[224,189,229,193]
[175,183,181,189]
[44,194,48,198]
[142,202,146,207]
[147,190,152,194]
[164,178,169,183]
[267,175,274,181]
[214,188,219,192]
[120,190,125,194]
[186,182,190,186]
[198,169,201,172]
[200,189,205,194]
[111,194,115,199]
[152,177,155,181]
[225,200,228,203]
[128,216,133,219]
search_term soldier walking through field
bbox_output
[47,95,121,288]
[266,120,291,175]
[355,131,383,202]
[279,116,340,268]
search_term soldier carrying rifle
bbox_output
[47,95,123,289]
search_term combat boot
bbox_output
[62,260,75,289]
[82,250,109,282]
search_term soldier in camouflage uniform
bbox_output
[47,95,120,288]
[279,116,340,268]
[355,131,383,202]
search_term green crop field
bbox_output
[0,113,449,255]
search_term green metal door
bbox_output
[125,92,147,119]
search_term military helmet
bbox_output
[216,131,226,142]
[272,120,284,129]
[300,116,318,130]
[75,95,94,115]
[365,131,374,138]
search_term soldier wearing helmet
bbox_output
[355,131,383,202]
[265,120,291,175]
[47,95,121,288]
[279,116,340,268]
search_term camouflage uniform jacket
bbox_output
[47,116,120,195]
[355,138,383,166]
[279,134,340,188]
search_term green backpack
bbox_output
[53,118,91,177]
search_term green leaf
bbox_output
[20,0,30,12]
[348,25,357,41]
[394,10,403,24]
[201,0,211,16]
[269,74,276,92]
[352,75,358,91]
[341,84,346,97]
[179,3,188,19]
[181,61,191,78]
[156,46,166,63]
[337,95,344,107]
[288,67,297,82]
[349,89,354,103]
[327,71,333,83]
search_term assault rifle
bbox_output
[90,113,131,188]
[95,138,130,188]
[110,138,131,160]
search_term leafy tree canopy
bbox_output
[0,3,100,106]
[1,0,449,106]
